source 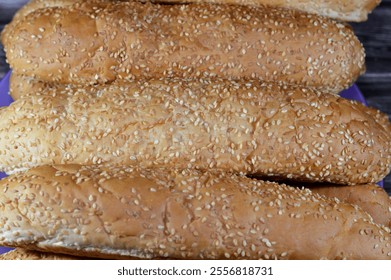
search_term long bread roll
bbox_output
[165,0,381,22]
[1,1,365,93]
[9,75,391,142]
[1,79,390,184]
[309,184,391,228]
[0,165,390,260]
[0,248,81,260]
[9,0,381,22]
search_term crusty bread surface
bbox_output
[9,74,53,100]
[0,165,390,260]
[163,0,381,22]
[1,79,390,184]
[2,0,389,263]
[1,1,365,93]
[9,0,381,22]
[309,184,391,228]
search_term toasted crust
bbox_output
[0,165,390,260]
[1,1,365,93]
[309,184,391,228]
[1,79,390,184]
[9,0,381,22]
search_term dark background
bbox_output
[0,0,390,195]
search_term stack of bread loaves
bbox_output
[0,0,390,260]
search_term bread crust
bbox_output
[9,0,382,22]
[309,184,391,228]
[1,79,390,184]
[0,248,81,260]
[0,165,390,260]
[9,74,391,138]
[1,1,365,93]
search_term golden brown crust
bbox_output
[0,165,390,260]
[0,247,142,259]
[10,0,381,22]
[9,74,50,100]
[364,106,391,133]
[2,1,365,93]
[1,79,390,184]
[309,184,391,228]
[9,74,391,139]
[11,0,79,21]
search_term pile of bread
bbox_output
[0,0,390,260]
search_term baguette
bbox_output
[309,184,391,228]
[10,0,381,22]
[1,1,365,93]
[0,165,390,259]
[1,79,390,184]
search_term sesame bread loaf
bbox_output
[10,0,78,22]
[1,79,390,184]
[1,1,365,93]
[163,0,381,22]
[0,165,390,260]
[9,0,381,22]
[309,184,391,228]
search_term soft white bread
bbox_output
[1,79,390,184]
[309,184,391,228]
[0,248,81,260]
[10,0,381,22]
[0,165,390,260]
[1,1,365,93]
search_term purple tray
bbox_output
[0,72,383,254]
